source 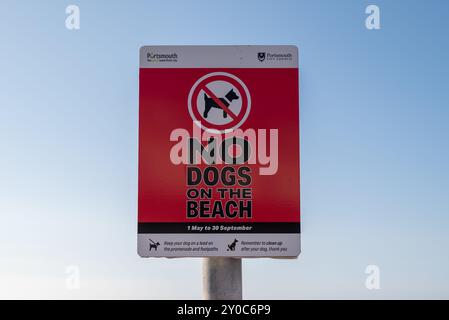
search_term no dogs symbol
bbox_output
[188,72,251,133]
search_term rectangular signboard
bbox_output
[138,45,300,257]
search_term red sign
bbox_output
[138,46,300,257]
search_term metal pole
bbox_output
[202,258,242,300]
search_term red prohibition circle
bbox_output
[189,74,249,132]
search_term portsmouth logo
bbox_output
[257,52,266,62]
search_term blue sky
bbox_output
[0,0,448,299]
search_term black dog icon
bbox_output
[149,239,160,251]
[203,89,239,119]
[227,239,239,251]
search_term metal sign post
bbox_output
[203,258,242,300]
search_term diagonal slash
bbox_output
[201,85,238,120]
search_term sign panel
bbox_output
[138,45,300,257]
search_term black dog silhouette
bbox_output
[203,89,239,119]
[149,239,160,251]
[227,239,239,251]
